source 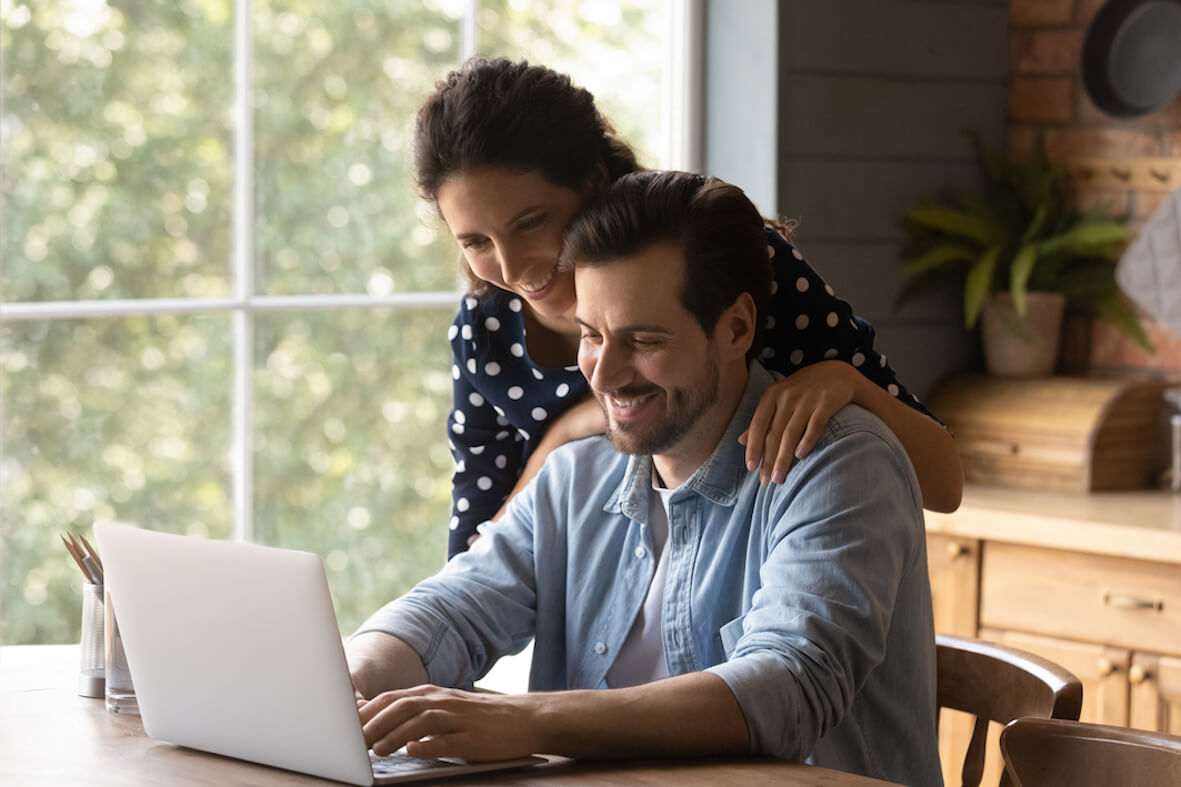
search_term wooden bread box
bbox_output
[926,374,1171,493]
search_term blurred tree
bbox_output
[1,0,665,645]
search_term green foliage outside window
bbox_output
[1,0,664,645]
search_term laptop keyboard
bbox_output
[369,751,461,777]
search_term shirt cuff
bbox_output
[707,651,802,760]
[353,599,475,688]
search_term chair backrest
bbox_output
[1001,717,1181,787]
[936,634,1083,787]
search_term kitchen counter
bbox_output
[925,485,1181,565]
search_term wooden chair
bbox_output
[1000,717,1181,787]
[936,634,1083,787]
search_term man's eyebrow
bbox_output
[572,316,672,334]
[453,206,545,241]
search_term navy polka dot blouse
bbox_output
[446,228,932,559]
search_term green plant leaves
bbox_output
[1008,243,1039,316]
[903,206,1001,247]
[964,245,1000,329]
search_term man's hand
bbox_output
[359,685,542,762]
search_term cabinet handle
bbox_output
[1129,664,1150,685]
[1097,657,1116,677]
[945,542,970,560]
[1102,591,1164,612]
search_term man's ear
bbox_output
[718,292,757,361]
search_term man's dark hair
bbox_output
[562,170,773,360]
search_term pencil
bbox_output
[60,533,97,583]
[78,533,104,576]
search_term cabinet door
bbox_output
[1130,653,1181,734]
[926,533,979,637]
[981,629,1130,726]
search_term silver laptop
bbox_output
[93,521,543,785]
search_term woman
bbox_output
[415,58,962,558]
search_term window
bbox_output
[1,0,693,645]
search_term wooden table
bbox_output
[0,646,898,786]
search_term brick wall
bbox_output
[1008,0,1181,374]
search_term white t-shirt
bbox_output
[604,476,674,688]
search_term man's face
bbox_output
[575,243,720,457]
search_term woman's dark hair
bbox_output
[413,57,642,294]
[562,171,773,360]
[414,57,640,202]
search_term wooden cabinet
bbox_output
[925,487,1181,784]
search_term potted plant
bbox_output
[895,132,1152,376]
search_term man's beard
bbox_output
[601,352,719,456]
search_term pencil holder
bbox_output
[78,581,105,698]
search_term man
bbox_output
[347,171,942,787]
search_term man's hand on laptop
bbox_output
[359,685,542,762]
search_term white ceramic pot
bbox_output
[980,291,1067,377]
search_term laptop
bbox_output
[93,521,544,785]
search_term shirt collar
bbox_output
[605,362,775,519]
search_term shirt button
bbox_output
[634,545,647,559]
[593,641,608,655]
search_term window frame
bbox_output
[0,0,702,545]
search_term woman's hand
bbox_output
[739,361,864,486]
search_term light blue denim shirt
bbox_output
[357,363,942,787]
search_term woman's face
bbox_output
[436,167,590,321]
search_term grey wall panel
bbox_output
[862,323,978,400]
[779,0,1008,79]
[779,159,980,242]
[780,76,1007,159]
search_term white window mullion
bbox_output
[232,0,255,544]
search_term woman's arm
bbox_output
[740,361,962,512]
[492,395,604,520]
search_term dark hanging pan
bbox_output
[1081,0,1181,118]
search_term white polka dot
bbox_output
[457,497,470,512]
[465,297,478,310]
[454,410,466,424]
[851,352,866,367]
[792,247,804,261]
[518,428,530,439]
[449,516,459,530]
[509,298,522,312]
[485,361,501,376]
[448,325,459,340]
[824,348,838,359]
[766,244,776,258]
[795,277,809,292]
[469,392,485,407]
[532,368,544,380]
[452,365,460,380]
[531,407,547,421]
[455,460,466,473]
[761,347,775,359]
[888,384,900,397]
[508,386,524,400]
[880,354,888,368]
[496,415,509,426]
[825,284,834,296]
[771,279,779,295]
[790,349,804,365]
[556,383,570,397]
[461,324,472,340]
[495,430,510,440]
[470,446,485,455]
[850,319,857,330]
[826,312,838,328]
[493,405,505,416]
[510,343,524,357]
[466,358,477,374]
[451,422,465,434]
[477,476,493,491]
[564,365,579,372]
[765,316,776,329]
[495,455,508,469]
[485,317,500,331]
[795,314,809,330]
